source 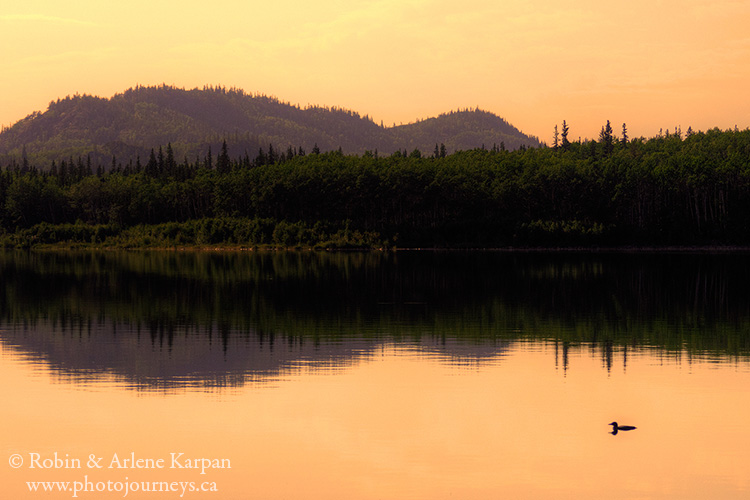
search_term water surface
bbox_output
[1,251,749,499]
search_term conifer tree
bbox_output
[157,146,165,174]
[166,143,176,174]
[255,148,267,166]
[599,120,614,156]
[553,125,559,150]
[205,146,213,170]
[146,149,158,177]
[561,121,570,151]
[217,140,231,174]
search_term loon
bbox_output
[609,422,636,435]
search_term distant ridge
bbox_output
[0,85,542,166]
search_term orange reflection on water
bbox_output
[2,341,750,499]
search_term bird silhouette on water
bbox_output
[609,421,636,435]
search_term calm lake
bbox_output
[2,250,750,499]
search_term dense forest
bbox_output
[0,123,748,248]
[0,85,541,166]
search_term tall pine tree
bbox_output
[599,120,614,156]
[217,140,231,174]
[561,120,570,151]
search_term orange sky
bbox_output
[2,0,749,142]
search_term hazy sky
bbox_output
[2,0,749,142]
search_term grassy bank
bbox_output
[0,218,385,250]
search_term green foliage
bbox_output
[520,220,610,246]
[0,126,749,248]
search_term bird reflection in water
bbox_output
[609,421,637,435]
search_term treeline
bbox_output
[1,126,750,248]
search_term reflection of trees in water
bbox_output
[1,250,750,347]
[0,250,749,388]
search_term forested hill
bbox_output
[0,85,541,166]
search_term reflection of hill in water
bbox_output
[0,250,749,389]
[1,321,510,390]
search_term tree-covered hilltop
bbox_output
[0,125,748,248]
[0,85,541,166]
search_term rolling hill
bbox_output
[0,85,542,167]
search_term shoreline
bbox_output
[8,244,750,253]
